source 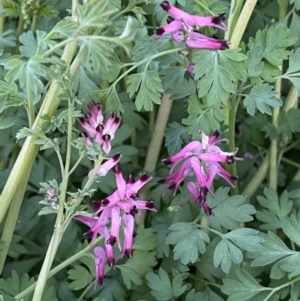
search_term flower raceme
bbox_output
[156,1,229,50]
[75,165,156,286]
[158,131,243,216]
[79,101,121,155]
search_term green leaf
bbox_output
[282,215,300,247]
[249,231,293,267]
[90,87,124,113]
[243,84,281,116]
[0,116,15,129]
[132,226,157,251]
[256,188,293,230]
[214,238,243,273]
[117,249,157,289]
[127,71,163,111]
[245,44,264,77]
[207,187,256,231]
[19,31,37,58]
[68,265,93,290]
[225,228,263,252]
[98,278,125,301]
[164,122,189,154]
[182,95,224,139]
[249,24,297,66]
[166,222,210,264]
[49,19,78,37]
[146,268,187,301]
[277,108,300,139]
[192,49,246,104]
[222,268,271,301]
[0,270,35,300]
[146,268,172,301]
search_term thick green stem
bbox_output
[27,75,35,127]
[32,99,74,301]
[225,0,245,41]
[0,41,78,224]
[136,94,173,225]
[0,168,30,273]
[269,0,288,189]
[0,0,4,34]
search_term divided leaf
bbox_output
[166,222,210,264]
[164,122,189,154]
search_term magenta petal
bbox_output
[110,207,121,250]
[187,181,198,199]
[74,215,97,228]
[94,247,106,287]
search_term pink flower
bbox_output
[79,101,121,155]
[158,131,242,216]
[75,165,156,273]
[94,247,106,286]
[156,1,229,50]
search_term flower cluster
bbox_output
[156,1,229,50]
[79,101,121,155]
[158,131,243,216]
[75,164,156,286]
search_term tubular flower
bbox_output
[156,1,229,50]
[79,101,121,155]
[94,247,106,287]
[158,131,243,216]
[75,165,156,281]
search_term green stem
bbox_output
[32,99,74,301]
[67,152,85,177]
[281,157,300,169]
[269,0,288,189]
[230,0,258,48]
[136,94,173,225]
[0,168,30,273]
[15,236,103,300]
[0,41,78,223]
[262,275,300,301]
[27,76,35,127]
[225,0,245,40]
[0,0,4,34]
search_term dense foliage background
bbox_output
[1,0,300,300]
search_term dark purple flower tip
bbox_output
[93,201,102,211]
[97,276,105,286]
[133,231,137,238]
[211,130,220,139]
[112,164,122,174]
[212,13,226,25]
[130,206,139,216]
[107,257,116,268]
[96,124,104,132]
[88,100,96,108]
[140,173,151,182]
[157,178,167,184]
[127,174,135,184]
[114,117,121,125]
[101,199,110,206]
[198,187,208,204]
[146,201,155,209]
[168,182,176,191]
[220,40,230,50]
[112,153,122,162]
[226,155,236,164]
[107,236,116,246]
[203,205,214,216]
[230,175,239,181]
[124,249,133,259]
[130,193,139,200]
[166,16,175,24]
[110,111,116,119]
[160,0,170,11]
[85,112,91,119]
[78,117,86,124]
[162,158,172,165]
[84,230,94,240]
[156,27,165,36]
[81,132,88,139]
[102,134,111,142]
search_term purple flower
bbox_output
[158,131,242,216]
[156,1,229,50]
[94,247,106,286]
[79,101,121,155]
[75,165,156,271]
